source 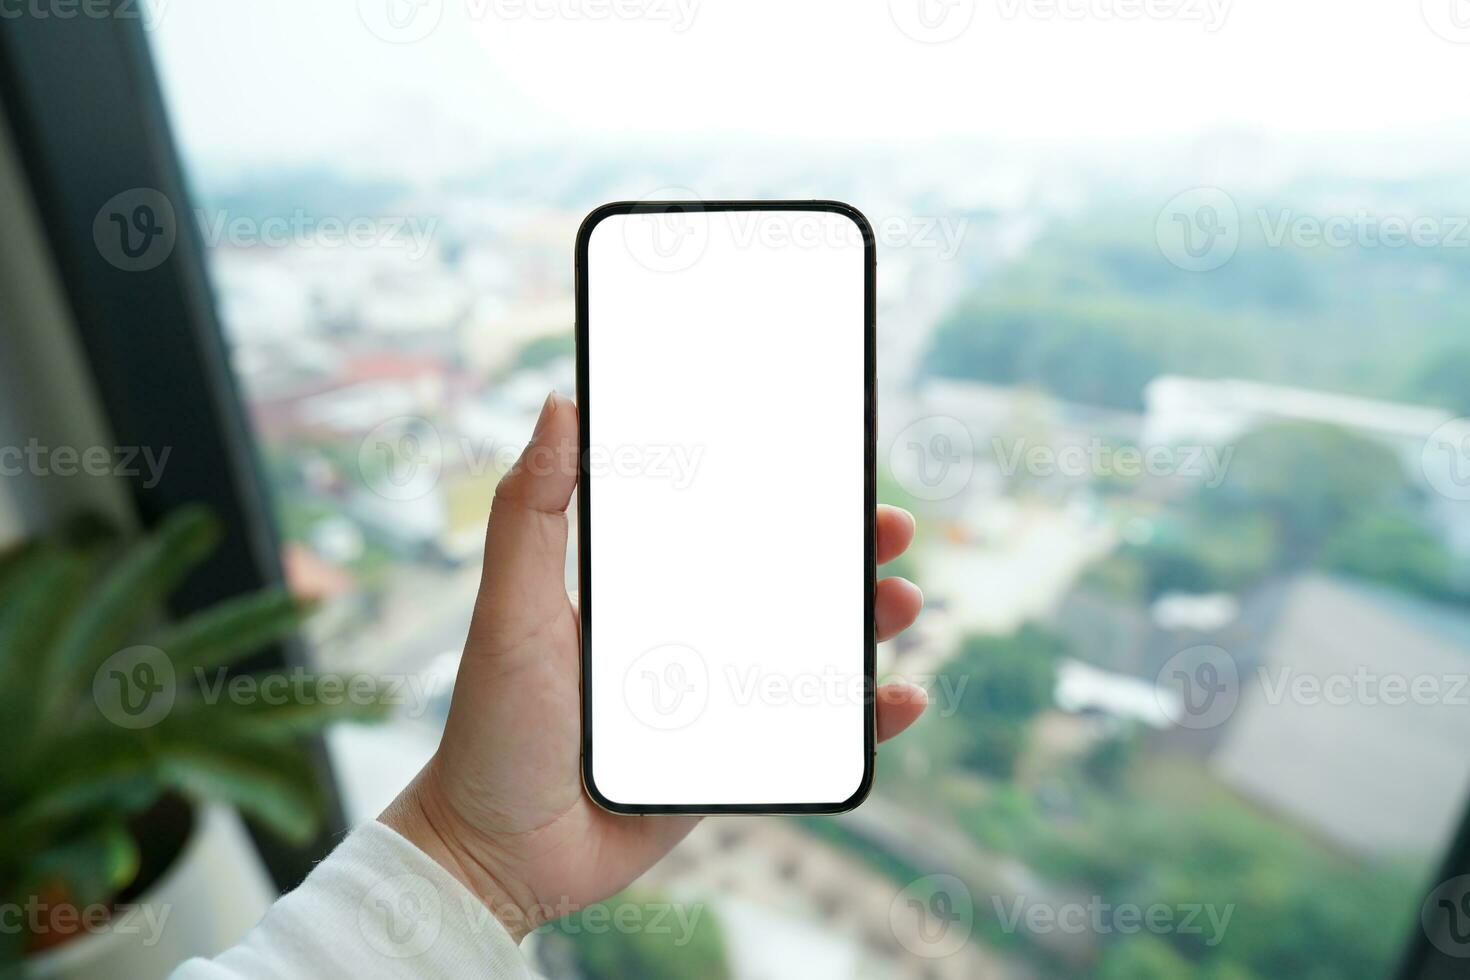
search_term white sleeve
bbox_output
[171,820,539,979]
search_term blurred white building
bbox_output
[1143,375,1449,458]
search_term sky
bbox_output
[146,0,1470,177]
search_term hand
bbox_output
[382,392,927,941]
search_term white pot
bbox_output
[25,805,276,980]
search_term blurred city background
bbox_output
[92,1,1470,976]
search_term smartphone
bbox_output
[576,200,876,814]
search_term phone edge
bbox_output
[576,199,878,816]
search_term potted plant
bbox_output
[0,505,388,977]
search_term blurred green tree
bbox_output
[1203,422,1407,560]
[923,302,1160,411]
[1320,509,1459,602]
[945,625,1064,779]
[544,890,729,980]
[1412,346,1470,416]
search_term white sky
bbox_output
[148,0,1470,174]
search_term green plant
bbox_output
[542,889,730,980]
[942,625,1064,779]
[0,505,388,960]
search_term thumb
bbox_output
[473,392,579,644]
[493,392,578,514]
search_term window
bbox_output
[146,3,1470,975]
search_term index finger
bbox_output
[877,505,915,565]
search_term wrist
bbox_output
[379,760,544,943]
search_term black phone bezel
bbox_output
[574,200,878,815]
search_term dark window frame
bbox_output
[0,7,347,890]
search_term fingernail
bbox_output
[533,392,558,436]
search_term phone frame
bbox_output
[575,200,877,815]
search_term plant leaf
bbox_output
[0,546,93,755]
[24,822,141,908]
[38,506,220,728]
[156,738,324,844]
[166,671,393,740]
[4,733,161,852]
[147,588,312,674]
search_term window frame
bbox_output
[0,6,348,891]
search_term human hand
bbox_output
[382,392,927,941]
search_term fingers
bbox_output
[876,577,923,642]
[876,505,915,565]
[873,510,929,740]
[876,682,928,742]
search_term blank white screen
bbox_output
[585,207,868,808]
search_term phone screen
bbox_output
[578,203,874,811]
